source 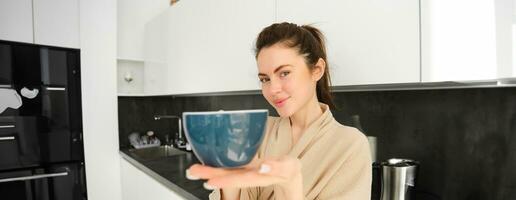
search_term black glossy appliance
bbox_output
[0,40,86,200]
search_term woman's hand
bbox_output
[186,155,303,198]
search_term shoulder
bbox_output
[325,121,370,156]
[332,121,367,143]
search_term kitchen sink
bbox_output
[128,145,187,161]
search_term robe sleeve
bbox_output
[315,135,372,200]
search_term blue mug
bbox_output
[183,109,268,168]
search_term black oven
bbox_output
[0,116,41,170]
[0,163,86,200]
[0,40,86,200]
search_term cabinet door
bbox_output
[39,48,83,162]
[45,163,87,200]
[12,44,42,87]
[277,0,420,86]
[0,0,33,44]
[143,10,169,95]
[163,0,275,94]
[118,0,169,61]
[420,0,504,82]
[0,116,41,171]
[33,0,80,48]
[0,44,14,86]
[0,170,33,200]
[120,158,186,200]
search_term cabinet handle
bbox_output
[0,171,69,183]
[44,87,66,91]
[0,125,15,129]
[0,136,15,141]
[0,84,12,88]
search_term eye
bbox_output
[280,71,290,77]
[259,77,270,83]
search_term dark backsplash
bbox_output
[118,87,516,200]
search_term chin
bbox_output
[275,107,295,118]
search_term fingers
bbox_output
[186,156,302,189]
[206,168,285,188]
[206,156,300,188]
[187,164,254,180]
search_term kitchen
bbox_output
[1,0,516,199]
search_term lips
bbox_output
[274,97,290,107]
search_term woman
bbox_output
[186,22,372,200]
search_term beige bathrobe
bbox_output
[209,104,372,200]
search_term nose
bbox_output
[267,79,282,94]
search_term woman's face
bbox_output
[257,44,322,117]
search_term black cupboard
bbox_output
[0,40,86,200]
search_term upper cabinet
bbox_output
[0,0,34,44]
[136,0,516,96]
[143,0,419,95]
[118,0,169,60]
[144,0,275,95]
[0,0,79,48]
[33,0,80,48]
[276,0,421,85]
[420,0,515,82]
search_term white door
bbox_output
[0,0,34,43]
[164,0,275,94]
[421,0,516,82]
[120,158,186,200]
[277,0,420,86]
[33,0,80,48]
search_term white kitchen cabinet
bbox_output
[120,158,186,200]
[0,0,80,48]
[143,10,169,95]
[0,0,34,44]
[33,0,80,48]
[421,0,515,82]
[277,0,420,86]
[144,0,275,95]
[118,0,169,61]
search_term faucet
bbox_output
[153,115,188,149]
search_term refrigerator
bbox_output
[0,40,87,200]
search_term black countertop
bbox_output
[119,149,440,200]
[119,149,212,199]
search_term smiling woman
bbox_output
[186,22,372,200]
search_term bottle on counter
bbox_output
[350,115,377,163]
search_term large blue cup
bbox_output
[183,109,268,168]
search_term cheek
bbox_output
[290,76,314,97]
[261,86,274,102]
[287,75,307,91]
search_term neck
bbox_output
[289,94,324,130]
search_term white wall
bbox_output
[80,0,122,200]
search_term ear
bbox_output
[311,58,326,82]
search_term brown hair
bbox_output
[255,22,335,110]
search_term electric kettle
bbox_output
[373,158,419,200]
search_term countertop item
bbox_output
[183,109,268,168]
[128,132,161,149]
[119,149,211,199]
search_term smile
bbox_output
[274,97,290,107]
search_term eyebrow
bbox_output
[258,65,291,76]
